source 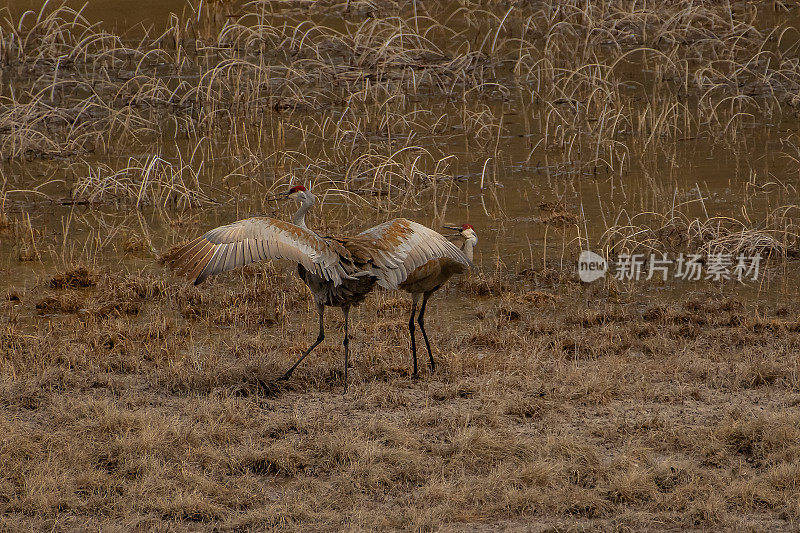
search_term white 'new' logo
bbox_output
[578,250,607,282]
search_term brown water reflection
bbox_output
[9,0,197,30]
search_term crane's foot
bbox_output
[277,366,298,381]
[255,377,279,396]
[411,371,420,380]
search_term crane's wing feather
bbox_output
[347,218,471,289]
[167,217,350,285]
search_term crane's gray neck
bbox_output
[293,192,315,229]
[462,236,476,262]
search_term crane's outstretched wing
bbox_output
[346,218,471,289]
[167,217,352,285]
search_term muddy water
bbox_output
[9,0,193,30]
[2,0,800,307]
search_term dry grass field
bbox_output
[2,0,800,530]
[1,262,799,531]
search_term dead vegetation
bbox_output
[1,264,800,530]
[49,266,97,289]
[4,0,800,209]
[602,193,800,261]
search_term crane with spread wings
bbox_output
[166,185,472,392]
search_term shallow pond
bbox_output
[2,0,799,306]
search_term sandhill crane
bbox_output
[400,223,478,377]
[166,185,471,392]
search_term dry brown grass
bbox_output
[4,0,800,202]
[1,263,799,530]
[602,195,800,261]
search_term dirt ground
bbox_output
[1,263,799,531]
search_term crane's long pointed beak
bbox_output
[265,192,290,202]
[443,225,462,231]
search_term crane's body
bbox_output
[400,224,478,377]
[167,186,471,391]
[399,254,468,295]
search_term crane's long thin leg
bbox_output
[418,290,436,372]
[342,306,350,394]
[278,302,324,381]
[408,293,421,378]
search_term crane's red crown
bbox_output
[462,223,474,231]
[289,185,307,193]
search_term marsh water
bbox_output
[3,0,800,306]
